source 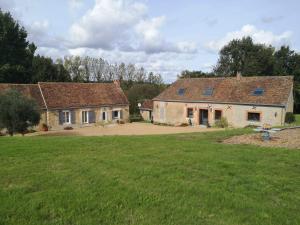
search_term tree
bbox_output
[0,10,36,83]
[214,37,274,76]
[0,89,40,136]
[178,70,215,78]
[127,83,166,114]
[31,55,71,83]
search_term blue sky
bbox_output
[1,0,299,82]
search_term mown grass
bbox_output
[0,129,300,225]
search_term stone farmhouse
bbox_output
[0,81,129,130]
[152,74,294,127]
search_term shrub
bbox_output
[285,112,295,124]
[0,89,40,136]
[130,114,143,122]
[41,123,48,131]
[215,117,229,128]
[64,126,73,130]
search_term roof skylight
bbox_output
[203,87,213,96]
[253,88,264,96]
[177,88,185,96]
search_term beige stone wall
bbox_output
[46,105,129,130]
[153,100,286,127]
[140,110,151,121]
[286,88,294,113]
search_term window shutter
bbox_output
[120,110,123,119]
[71,110,76,124]
[59,111,64,125]
[89,111,96,123]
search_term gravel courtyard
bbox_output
[34,122,222,136]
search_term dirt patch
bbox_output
[224,128,300,149]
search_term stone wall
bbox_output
[45,105,129,130]
[153,100,287,127]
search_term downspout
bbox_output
[38,83,49,127]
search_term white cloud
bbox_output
[68,0,84,11]
[69,0,147,49]
[206,24,292,51]
[68,0,197,54]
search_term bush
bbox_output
[0,89,41,136]
[285,112,295,124]
[41,123,48,131]
[215,117,229,128]
[129,114,143,122]
[64,126,73,130]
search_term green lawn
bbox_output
[0,130,300,225]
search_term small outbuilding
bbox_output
[139,99,153,121]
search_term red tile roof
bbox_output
[0,84,46,109]
[140,99,153,110]
[38,82,129,109]
[154,76,293,107]
[0,82,129,110]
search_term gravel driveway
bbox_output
[34,122,222,136]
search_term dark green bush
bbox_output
[285,112,295,124]
[129,114,143,122]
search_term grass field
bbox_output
[0,129,300,225]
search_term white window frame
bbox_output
[112,110,120,120]
[63,110,71,124]
[82,110,89,124]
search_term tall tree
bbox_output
[214,37,274,76]
[32,55,71,83]
[0,10,36,83]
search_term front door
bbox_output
[199,109,209,126]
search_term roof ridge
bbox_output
[38,82,114,85]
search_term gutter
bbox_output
[152,99,286,108]
[38,83,49,126]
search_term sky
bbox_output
[1,0,299,82]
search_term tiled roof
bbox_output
[154,76,293,106]
[38,82,129,109]
[140,99,153,110]
[0,82,129,110]
[0,84,46,109]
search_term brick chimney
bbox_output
[113,80,120,87]
[236,72,242,80]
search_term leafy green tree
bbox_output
[178,70,215,78]
[214,37,274,76]
[0,10,36,83]
[127,83,166,114]
[0,89,40,136]
[32,55,71,83]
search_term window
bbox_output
[187,108,193,118]
[82,111,89,123]
[102,111,106,121]
[214,110,222,120]
[113,110,119,119]
[177,88,185,96]
[63,111,71,124]
[247,112,261,122]
[253,88,264,96]
[203,87,213,96]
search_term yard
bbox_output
[1,130,300,225]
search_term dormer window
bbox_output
[253,88,264,96]
[177,88,185,96]
[203,87,213,96]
